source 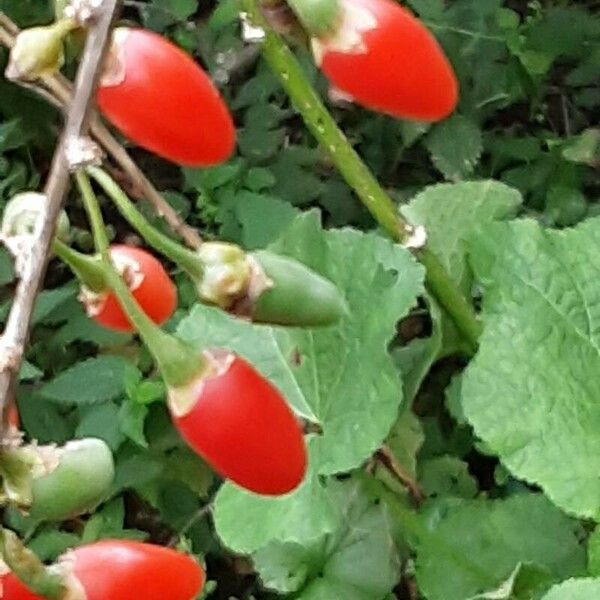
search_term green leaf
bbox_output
[214,465,338,555]
[419,456,478,499]
[385,405,424,481]
[393,293,467,404]
[0,119,29,152]
[562,129,600,165]
[81,497,146,543]
[27,529,81,562]
[467,563,555,600]
[76,402,124,451]
[19,360,42,381]
[542,579,600,600]
[17,392,73,444]
[253,479,400,598]
[462,218,600,518]
[271,147,324,206]
[588,528,600,576]
[415,494,586,600]
[425,116,483,181]
[230,191,299,250]
[31,285,77,325]
[160,449,213,498]
[0,247,15,285]
[119,400,149,448]
[401,181,522,291]
[208,0,240,31]
[55,308,131,346]
[111,450,164,494]
[40,356,133,405]
[181,213,423,552]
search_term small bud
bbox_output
[1,192,70,241]
[6,19,75,82]
[235,251,348,327]
[1,192,70,277]
[195,242,251,309]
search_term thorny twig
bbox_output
[0,13,203,249]
[0,2,119,430]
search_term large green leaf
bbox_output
[177,213,424,552]
[542,579,600,600]
[401,180,522,291]
[462,218,600,518]
[415,494,586,600]
[253,479,400,598]
[214,465,339,555]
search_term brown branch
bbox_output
[0,15,202,249]
[0,2,120,428]
[375,446,425,506]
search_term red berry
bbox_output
[169,352,307,496]
[81,245,177,333]
[313,0,458,121]
[1,574,40,599]
[97,28,236,166]
[1,541,204,600]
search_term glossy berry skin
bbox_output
[1,541,204,600]
[1,575,40,600]
[97,28,235,166]
[170,354,307,496]
[86,245,177,333]
[314,0,458,121]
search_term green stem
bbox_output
[52,238,106,292]
[0,528,67,600]
[418,248,482,346]
[243,0,481,352]
[246,0,407,242]
[74,171,203,388]
[85,166,204,280]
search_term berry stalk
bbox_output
[85,166,203,279]
[241,0,481,350]
[74,170,205,387]
[52,238,106,292]
[0,528,66,600]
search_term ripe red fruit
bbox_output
[313,0,458,121]
[81,245,177,333]
[97,28,235,166]
[1,574,40,600]
[169,352,307,495]
[1,540,204,600]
